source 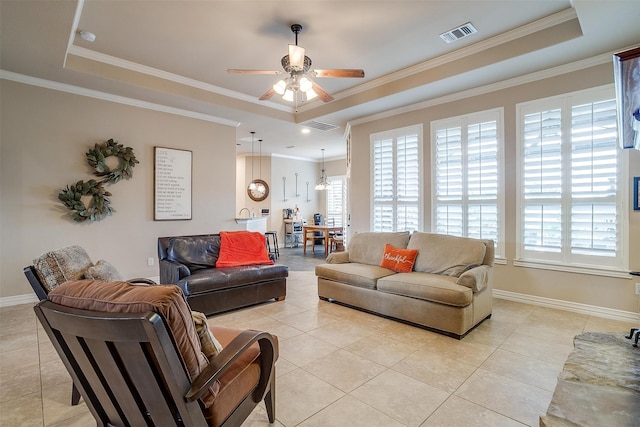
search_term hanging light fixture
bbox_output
[256,139,266,193]
[248,132,257,190]
[315,149,331,190]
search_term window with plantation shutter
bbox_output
[371,125,421,232]
[326,176,347,229]
[516,86,625,271]
[431,109,504,257]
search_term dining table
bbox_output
[302,224,344,255]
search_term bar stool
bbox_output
[265,231,279,259]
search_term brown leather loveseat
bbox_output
[158,234,288,315]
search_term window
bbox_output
[326,175,347,229]
[371,125,422,232]
[431,109,504,257]
[516,86,626,271]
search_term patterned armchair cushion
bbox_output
[32,245,93,292]
[84,259,124,282]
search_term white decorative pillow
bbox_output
[84,260,124,282]
[192,311,223,361]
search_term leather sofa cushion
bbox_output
[315,263,396,290]
[348,231,411,266]
[48,280,219,408]
[178,264,289,296]
[408,232,487,277]
[377,272,473,307]
[168,236,221,271]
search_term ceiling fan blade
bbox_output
[258,87,276,101]
[311,81,334,103]
[288,44,306,69]
[313,69,365,78]
[227,69,281,75]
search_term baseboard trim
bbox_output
[493,289,639,323]
[0,294,38,308]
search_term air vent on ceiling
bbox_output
[439,22,477,44]
[300,120,339,132]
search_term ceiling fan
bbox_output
[228,24,365,104]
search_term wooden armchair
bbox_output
[24,245,155,406]
[35,280,277,427]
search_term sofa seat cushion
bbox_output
[377,272,473,307]
[408,232,487,277]
[315,263,396,290]
[178,264,289,296]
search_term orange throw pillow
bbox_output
[379,244,418,273]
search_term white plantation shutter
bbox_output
[371,125,421,232]
[326,176,346,228]
[432,110,503,256]
[517,88,623,268]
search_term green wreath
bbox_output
[86,138,138,184]
[58,179,114,222]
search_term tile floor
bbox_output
[1,249,637,426]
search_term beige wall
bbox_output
[350,63,640,314]
[1,80,238,299]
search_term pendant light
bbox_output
[248,132,256,190]
[315,148,331,190]
[256,139,265,193]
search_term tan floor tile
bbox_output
[480,348,562,392]
[274,356,297,377]
[421,395,526,427]
[463,318,519,347]
[490,298,536,324]
[46,411,94,427]
[525,307,588,334]
[41,383,90,426]
[299,394,405,427]
[276,368,344,427]
[0,392,43,427]
[0,364,41,403]
[307,319,374,348]
[278,333,339,366]
[500,332,574,365]
[253,300,309,319]
[276,309,339,332]
[240,403,284,427]
[302,349,386,392]
[583,315,638,333]
[454,369,553,426]
[425,333,496,367]
[0,330,38,353]
[345,334,419,367]
[392,348,477,393]
[0,343,39,372]
[379,321,438,347]
[351,369,449,427]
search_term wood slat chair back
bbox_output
[35,300,209,427]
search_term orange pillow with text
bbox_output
[379,244,418,273]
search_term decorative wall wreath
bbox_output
[58,179,114,222]
[86,138,139,184]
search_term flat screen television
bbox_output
[613,46,640,149]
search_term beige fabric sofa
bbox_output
[315,231,494,339]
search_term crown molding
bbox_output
[0,70,240,127]
[349,52,612,126]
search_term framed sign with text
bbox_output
[154,147,192,220]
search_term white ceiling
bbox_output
[1,0,639,160]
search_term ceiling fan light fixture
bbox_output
[273,79,287,95]
[289,44,306,69]
[305,88,317,101]
[299,77,312,92]
[282,89,294,102]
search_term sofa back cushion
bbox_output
[348,231,410,265]
[168,236,221,271]
[48,280,219,407]
[408,232,487,277]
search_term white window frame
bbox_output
[370,124,423,232]
[515,85,629,277]
[326,174,347,230]
[431,108,505,259]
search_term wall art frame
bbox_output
[154,146,192,220]
[613,46,640,149]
